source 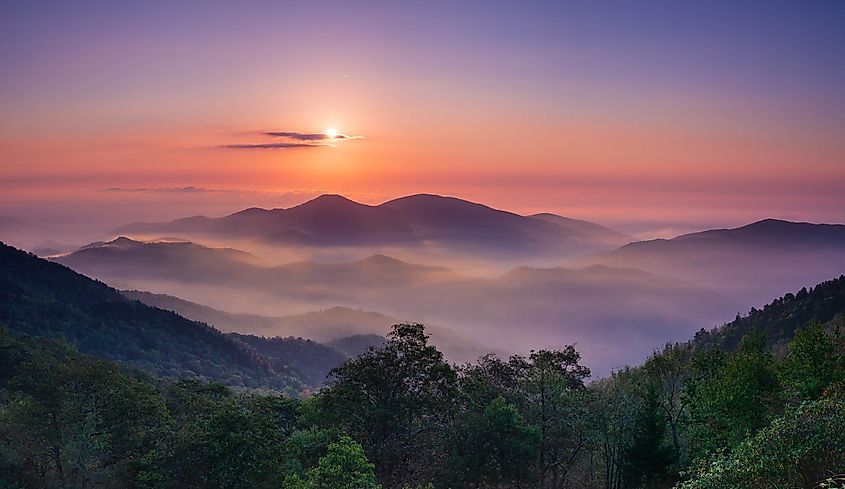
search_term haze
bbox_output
[2,1,845,375]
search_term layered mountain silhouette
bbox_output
[0,241,363,392]
[115,194,631,257]
[121,290,489,363]
[588,219,845,308]
[57,237,737,375]
[57,237,457,302]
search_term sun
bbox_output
[325,127,338,139]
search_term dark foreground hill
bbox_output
[0,241,351,393]
[690,274,845,355]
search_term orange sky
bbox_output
[1,2,843,238]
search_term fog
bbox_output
[7,198,845,377]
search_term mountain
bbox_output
[0,241,353,393]
[55,236,269,283]
[56,237,460,314]
[58,236,738,375]
[690,274,845,356]
[327,334,387,357]
[228,333,347,389]
[589,219,845,308]
[529,212,631,246]
[30,239,78,257]
[114,193,631,257]
[58,237,453,289]
[121,290,492,364]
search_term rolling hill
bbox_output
[114,193,632,257]
[55,237,739,376]
[589,219,845,308]
[121,290,493,364]
[57,237,455,293]
[0,241,358,393]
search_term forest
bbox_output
[1,311,844,488]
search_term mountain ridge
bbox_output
[0,241,361,393]
[114,193,632,256]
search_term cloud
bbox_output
[103,186,222,193]
[265,131,363,141]
[224,142,326,149]
[225,129,363,150]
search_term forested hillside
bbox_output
[0,242,349,393]
[691,274,845,354]
[2,317,843,488]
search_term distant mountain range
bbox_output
[588,218,845,308]
[56,237,457,310]
[4,235,845,392]
[121,290,488,363]
[115,194,632,258]
[21,194,845,376]
[57,237,738,375]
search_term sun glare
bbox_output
[325,127,338,139]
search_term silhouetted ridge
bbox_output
[692,274,845,353]
[114,193,631,254]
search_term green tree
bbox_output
[446,397,539,487]
[2,352,168,489]
[523,348,591,488]
[780,321,845,400]
[622,382,675,488]
[311,324,457,487]
[284,436,380,489]
[685,334,781,459]
[680,396,845,489]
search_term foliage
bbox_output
[692,275,845,353]
[308,323,458,487]
[283,436,380,489]
[779,321,845,400]
[679,396,845,489]
[684,333,781,458]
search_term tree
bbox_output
[311,324,457,487]
[622,382,675,488]
[642,344,692,460]
[680,396,845,489]
[284,436,380,489]
[591,370,640,489]
[685,334,781,459]
[780,321,845,400]
[446,397,539,487]
[522,348,591,488]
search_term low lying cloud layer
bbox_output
[226,130,363,149]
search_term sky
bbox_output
[1,0,844,239]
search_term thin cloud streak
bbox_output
[265,131,363,141]
[224,142,326,149]
[225,129,364,149]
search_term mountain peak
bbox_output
[381,193,488,209]
[228,207,270,217]
[294,194,366,209]
[356,254,405,266]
